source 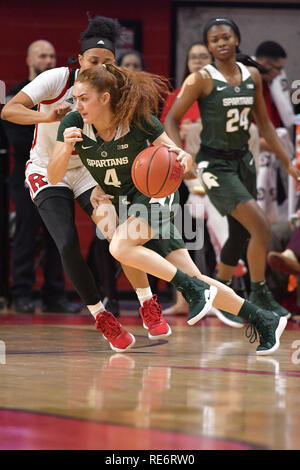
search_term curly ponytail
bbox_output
[76,64,170,130]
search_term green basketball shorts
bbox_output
[115,189,186,258]
[197,150,257,216]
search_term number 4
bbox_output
[104,168,121,188]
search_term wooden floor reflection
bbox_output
[0,310,300,450]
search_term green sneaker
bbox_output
[180,278,218,325]
[245,309,287,355]
[249,282,291,319]
[210,306,244,328]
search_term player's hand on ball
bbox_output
[63,127,83,148]
[90,185,114,209]
[166,145,193,174]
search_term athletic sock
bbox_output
[136,287,153,306]
[87,301,106,319]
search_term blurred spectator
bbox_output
[0,118,9,306]
[255,41,295,224]
[268,218,300,276]
[161,42,211,142]
[265,217,295,305]
[2,40,80,313]
[116,49,145,71]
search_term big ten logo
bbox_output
[290,340,300,365]
[0,341,6,365]
[291,80,300,105]
[0,80,6,105]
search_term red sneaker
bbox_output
[95,311,135,352]
[139,295,172,340]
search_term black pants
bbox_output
[34,187,101,305]
[87,235,119,301]
[10,183,65,302]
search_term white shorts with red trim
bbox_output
[25,160,97,200]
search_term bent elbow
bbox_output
[0,106,8,121]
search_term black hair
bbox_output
[66,15,122,66]
[236,53,269,74]
[255,41,287,60]
[203,17,241,52]
[116,49,146,70]
[80,14,122,47]
[203,17,268,75]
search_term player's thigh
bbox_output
[112,215,154,249]
[91,202,119,242]
[201,155,256,217]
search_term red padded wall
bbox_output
[1,0,171,293]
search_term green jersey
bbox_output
[198,62,256,151]
[57,111,185,255]
[57,111,164,203]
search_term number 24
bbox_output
[226,107,250,132]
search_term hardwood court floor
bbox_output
[0,307,300,450]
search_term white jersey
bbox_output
[22,66,81,170]
[270,70,295,129]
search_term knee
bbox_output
[109,238,127,264]
[221,237,247,266]
[221,225,250,266]
[256,218,271,246]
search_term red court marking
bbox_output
[0,409,257,450]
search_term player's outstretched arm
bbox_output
[1,91,70,125]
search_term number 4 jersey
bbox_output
[57,111,164,202]
[198,62,255,152]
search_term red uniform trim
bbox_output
[40,67,73,105]
[31,104,40,149]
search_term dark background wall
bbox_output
[1,0,298,297]
[0,0,173,295]
[0,0,172,91]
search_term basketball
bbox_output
[131,145,184,198]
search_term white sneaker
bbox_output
[210,306,245,328]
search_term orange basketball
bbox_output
[131,145,184,198]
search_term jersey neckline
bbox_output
[204,62,251,86]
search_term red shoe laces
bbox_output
[96,312,121,339]
[142,295,162,324]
